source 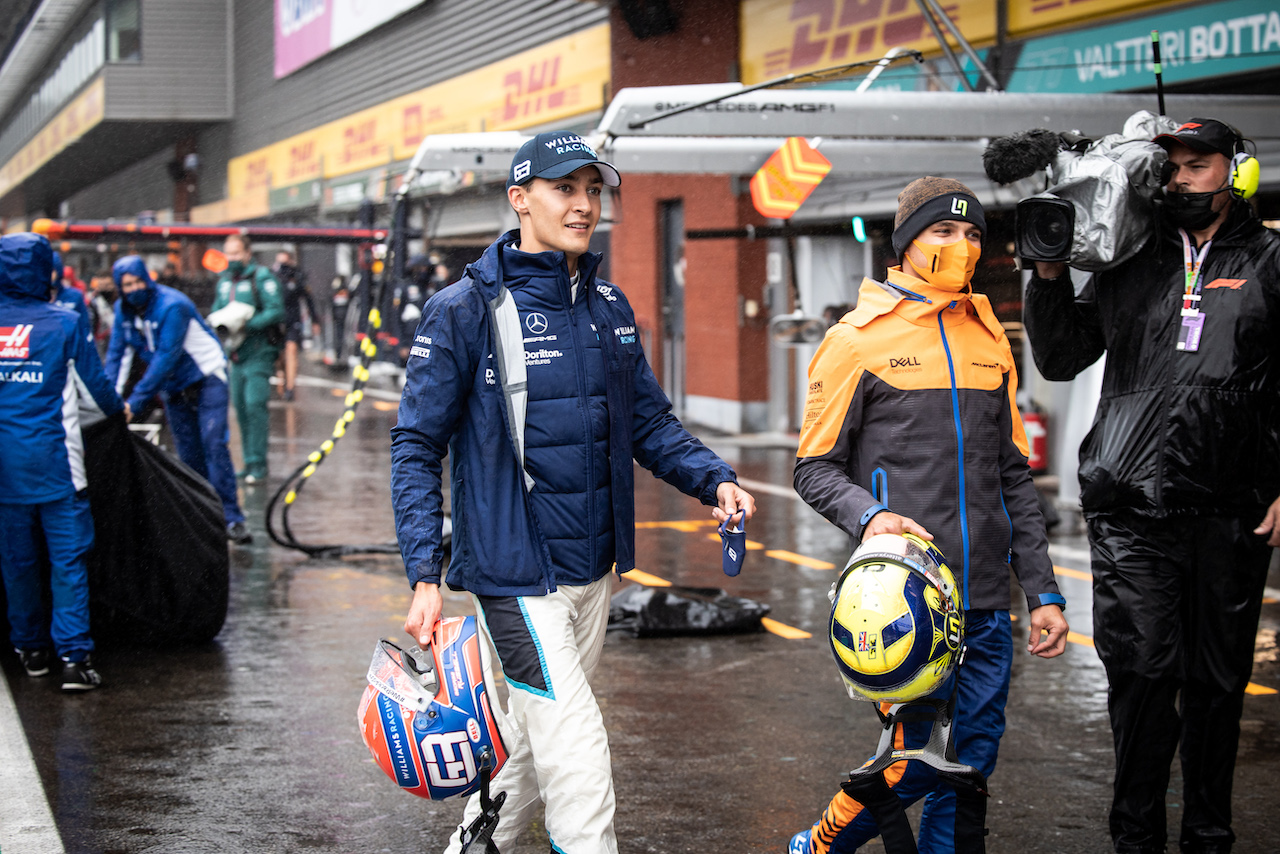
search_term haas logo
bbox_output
[0,325,33,359]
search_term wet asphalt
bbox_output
[3,364,1279,854]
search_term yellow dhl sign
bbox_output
[0,77,105,200]
[228,23,609,199]
[740,0,996,83]
[739,0,1175,84]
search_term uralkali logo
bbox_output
[0,325,33,359]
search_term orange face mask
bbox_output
[904,236,980,292]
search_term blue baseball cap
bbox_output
[507,131,621,190]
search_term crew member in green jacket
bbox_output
[210,234,284,484]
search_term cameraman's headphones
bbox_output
[1227,124,1259,200]
[1230,148,1260,200]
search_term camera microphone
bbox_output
[982,129,1064,186]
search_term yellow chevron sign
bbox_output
[750,136,832,219]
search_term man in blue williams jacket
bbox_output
[391,131,756,853]
[0,233,124,690]
[104,256,250,543]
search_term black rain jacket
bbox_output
[1024,201,1280,518]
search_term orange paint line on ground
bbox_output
[331,388,345,397]
[766,550,835,570]
[762,618,812,640]
[372,400,397,411]
[635,520,719,532]
[1054,565,1093,582]
[620,568,671,587]
[1067,631,1094,648]
[1063,629,1274,695]
[704,533,765,550]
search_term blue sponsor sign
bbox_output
[1007,0,1280,93]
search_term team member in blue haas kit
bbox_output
[50,251,94,348]
[0,233,125,690]
[103,256,250,543]
[391,131,756,853]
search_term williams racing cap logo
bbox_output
[544,134,595,157]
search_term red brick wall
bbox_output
[608,0,769,412]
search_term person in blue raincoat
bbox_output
[0,233,124,690]
[103,256,250,544]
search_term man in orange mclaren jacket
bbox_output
[790,177,1068,854]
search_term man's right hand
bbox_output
[862,511,932,542]
[405,581,443,647]
[1033,261,1068,280]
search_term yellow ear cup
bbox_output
[1230,152,1259,200]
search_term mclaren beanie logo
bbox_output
[950,197,968,217]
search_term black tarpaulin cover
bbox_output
[608,584,770,638]
[82,415,229,644]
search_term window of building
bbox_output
[106,0,141,62]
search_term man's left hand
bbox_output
[713,481,756,524]
[1253,494,1280,546]
[1027,604,1068,658]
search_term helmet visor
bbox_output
[366,639,437,713]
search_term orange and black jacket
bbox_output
[794,269,1064,613]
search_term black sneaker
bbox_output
[282,388,295,402]
[17,647,51,677]
[227,521,253,544]
[61,656,102,692]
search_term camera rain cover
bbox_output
[1044,110,1177,271]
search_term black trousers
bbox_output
[1087,513,1271,853]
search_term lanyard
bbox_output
[1176,229,1212,352]
[1179,229,1212,314]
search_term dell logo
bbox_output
[889,357,921,368]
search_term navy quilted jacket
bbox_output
[390,230,736,596]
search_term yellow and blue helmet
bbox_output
[828,532,964,703]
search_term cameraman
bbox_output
[1024,118,1280,854]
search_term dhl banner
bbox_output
[740,0,996,84]
[1007,0,1172,39]
[0,76,105,200]
[739,0,1177,84]
[229,23,609,200]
